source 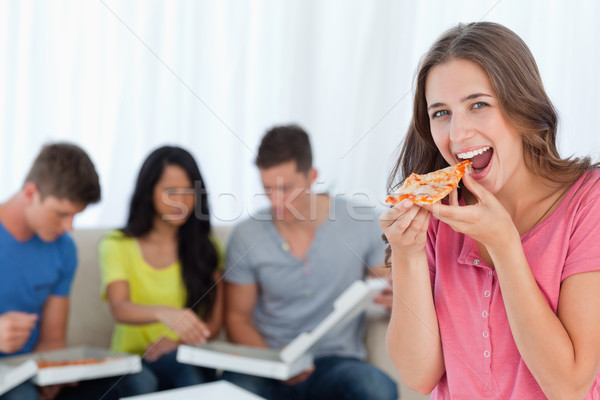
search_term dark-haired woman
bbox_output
[380,22,600,399]
[99,145,223,392]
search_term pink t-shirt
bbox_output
[427,169,600,399]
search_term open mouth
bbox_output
[457,146,493,175]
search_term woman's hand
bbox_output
[144,337,179,363]
[379,199,431,259]
[422,174,517,248]
[156,307,210,346]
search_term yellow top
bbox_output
[98,229,222,355]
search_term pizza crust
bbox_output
[36,357,109,368]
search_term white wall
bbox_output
[1,0,598,227]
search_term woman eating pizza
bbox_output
[380,22,600,399]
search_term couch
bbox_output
[66,227,429,400]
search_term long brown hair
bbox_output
[122,146,218,318]
[388,22,595,193]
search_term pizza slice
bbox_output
[36,357,109,369]
[385,160,472,205]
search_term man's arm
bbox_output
[225,281,316,385]
[34,295,69,352]
[33,296,76,400]
[225,282,268,348]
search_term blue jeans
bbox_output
[0,350,212,400]
[223,356,398,400]
[0,374,145,400]
[118,349,217,393]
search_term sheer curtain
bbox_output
[1,0,598,228]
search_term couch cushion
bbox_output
[68,228,114,348]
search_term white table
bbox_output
[120,381,266,400]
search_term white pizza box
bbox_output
[121,380,266,399]
[177,280,373,380]
[0,359,38,395]
[0,346,141,386]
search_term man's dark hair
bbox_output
[255,124,313,173]
[25,142,101,205]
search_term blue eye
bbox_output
[472,102,488,109]
[431,110,449,119]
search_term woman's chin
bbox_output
[162,214,189,225]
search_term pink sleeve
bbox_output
[562,189,600,281]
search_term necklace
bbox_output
[529,184,570,230]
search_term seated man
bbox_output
[0,143,145,400]
[223,125,398,400]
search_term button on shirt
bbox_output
[426,169,600,399]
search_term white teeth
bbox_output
[457,146,490,160]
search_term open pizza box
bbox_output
[121,380,266,400]
[0,359,38,395]
[0,346,141,386]
[177,279,382,380]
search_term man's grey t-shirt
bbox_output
[224,196,386,360]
